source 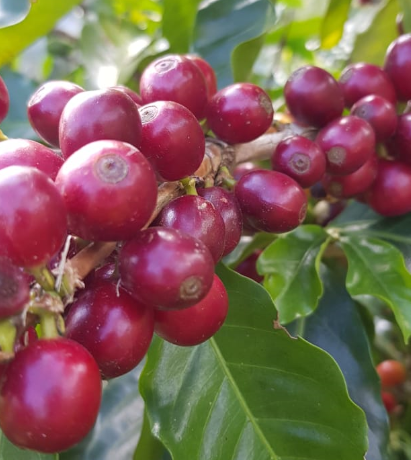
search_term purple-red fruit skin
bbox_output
[65,281,154,379]
[110,85,143,106]
[235,169,307,233]
[139,101,205,181]
[284,66,344,128]
[59,89,142,159]
[0,76,9,124]
[0,258,30,319]
[55,140,157,242]
[0,139,63,180]
[154,274,228,346]
[384,34,411,101]
[197,187,243,256]
[271,135,326,188]
[185,55,218,98]
[0,166,67,268]
[366,159,411,216]
[154,195,225,263]
[316,115,375,175]
[27,81,84,147]
[206,83,273,144]
[388,113,411,164]
[119,227,214,310]
[235,250,263,283]
[139,54,208,119]
[0,338,102,453]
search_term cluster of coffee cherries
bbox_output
[377,359,408,414]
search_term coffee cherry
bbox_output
[119,227,214,310]
[321,154,378,198]
[185,54,218,98]
[138,101,205,181]
[197,187,243,256]
[284,66,344,128]
[235,169,307,233]
[0,76,9,124]
[0,166,67,268]
[154,195,226,263]
[206,83,273,144]
[59,88,142,159]
[387,113,411,164]
[233,162,262,180]
[350,95,397,143]
[0,338,102,453]
[384,33,411,101]
[339,63,397,107]
[381,391,397,413]
[271,135,326,188]
[110,85,143,106]
[154,274,228,346]
[235,250,263,283]
[0,258,29,319]
[55,140,157,241]
[0,138,63,180]
[139,54,208,119]
[65,281,154,379]
[316,115,375,175]
[365,159,411,216]
[377,359,407,387]
[27,81,84,147]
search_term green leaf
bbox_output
[398,0,411,33]
[61,365,144,460]
[193,0,275,88]
[257,225,330,324]
[351,0,399,65]
[232,34,267,82]
[0,0,82,67]
[133,410,167,460]
[162,0,201,53]
[0,430,57,460]
[320,0,351,49]
[0,0,31,28]
[299,264,389,460]
[340,236,411,342]
[140,264,368,460]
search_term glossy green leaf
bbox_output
[140,264,368,460]
[299,264,389,460]
[61,365,144,460]
[0,0,31,28]
[320,0,351,49]
[351,0,399,65]
[224,232,276,268]
[193,0,275,88]
[133,411,167,460]
[398,0,411,33]
[0,0,83,66]
[340,236,411,342]
[0,430,57,460]
[162,0,201,53]
[257,225,330,324]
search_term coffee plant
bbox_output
[0,0,411,459]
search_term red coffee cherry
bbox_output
[387,113,411,164]
[377,360,407,387]
[235,250,263,283]
[110,85,143,106]
[185,54,218,98]
[381,391,397,413]
[0,76,10,124]
[384,33,411,101]
[0,257,29,319]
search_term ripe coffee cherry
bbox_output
[0,166,67,268]
[381,391,397,414]
[0,258,29,319]
[185,54,218,98]
[197,187,243,256]
[384,34,411,101]
[65,281,154,379]
[139,54,208,119]
[155,195,225,263]
[233,162,262,180]
[350,95,397,143]
[387,113,411,164]
[138,101,205,181]
[235,250,263,283]
[0,138,63,180]
[0,76,9,124]
[154,274,228,346]
[55,140,157,241]
[27,81,84,147]
[366,159,411,216]
[235,169,307,233]
[59,88,142,159]
[206,83,273,144]
[377,360,407,387]
[110,85,143,106]
[322,153,378,198]
[316,115,375,175]
[119,227,214,310]
[339,63,397,107]
[0,338,102,453]
[284,66,344,128]
[271,135,326,188]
